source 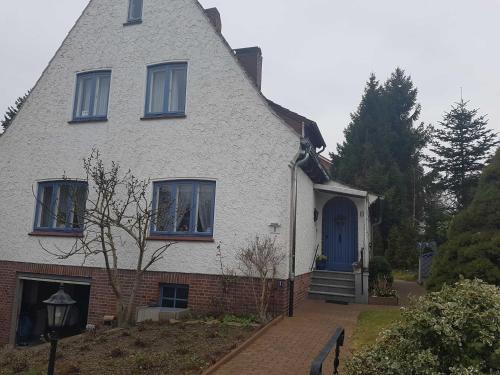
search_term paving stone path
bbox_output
[214,281,425,375]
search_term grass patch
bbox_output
[221,314,258,327]
[393,269,417,281]
[351,309,401,351]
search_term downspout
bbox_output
[288,143,310,317]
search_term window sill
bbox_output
[140,113,186,120]
[123,19,142,26]
[68,118,108,124]
[29,231,84,238]
[147,236,214,242]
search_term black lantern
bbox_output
[43,284,76,375]
[43,285,76,330]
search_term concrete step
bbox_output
[308,290,355,304]
[309,283,355,295]
[312,270,355,281]
[311,276,355,288]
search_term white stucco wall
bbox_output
[294,168,317,276]
[0,0,301,277]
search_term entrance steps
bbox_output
[308,270,355,303]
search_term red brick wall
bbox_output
[0,261,309,345]
[293,272,312,311]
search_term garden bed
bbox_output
[0,317,259,375]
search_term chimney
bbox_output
[234,47,263,90]
[205,8,222,33]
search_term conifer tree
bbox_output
[331,68,430,266]
[428,99,498,211]
[0,90,30,135]
[427,148,500,290]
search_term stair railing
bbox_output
[310,244,320,271]
[309,327,345,375]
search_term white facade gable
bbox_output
[0,0,302,277]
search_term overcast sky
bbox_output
[1,1,499,154]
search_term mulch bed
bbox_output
[0,319,258,375]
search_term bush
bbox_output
[368,256,393,289]
[427,149,500,290]
[426,232,500,291]
[345,279,500,375]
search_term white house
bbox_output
[0,0,379,346]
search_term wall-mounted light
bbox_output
[269,222,281,234]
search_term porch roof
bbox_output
[314,182,370,199]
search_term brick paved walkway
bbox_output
[214,281,425,375]
[213,300,392,375]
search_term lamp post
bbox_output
[43,284,76,375]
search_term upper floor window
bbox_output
[151,180,215,237]
[144,63,187,118]
[34,181,88,232]
[73,71,111,121]
[128,0,143,23]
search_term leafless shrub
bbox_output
[37,149,176,326]
[212,242,237,315]
[237,236,285,323]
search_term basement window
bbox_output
[33,181,87,232]
[160,284,189,308]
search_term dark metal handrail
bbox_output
[310,244,320,271]
[310,327,345,375]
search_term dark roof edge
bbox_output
[266,99,327,149]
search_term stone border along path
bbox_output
[213,281,425,375]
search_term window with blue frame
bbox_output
[151,180,215,237]
[34,181,87,232]
[145,63,187,117]
[160,284,189,308]
[72,71,111,121]
[127,0,143,23]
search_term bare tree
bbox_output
[237,236,285,323]
[39,149,176,326]
[212,242,237,315]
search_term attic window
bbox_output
[144,63,187,118]
[72,70,111,122]
[127,0,143,24]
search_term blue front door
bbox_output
[322,197,358,271]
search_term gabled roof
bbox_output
[266,99,326,149]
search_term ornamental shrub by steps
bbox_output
[368,256,393,289]
[345,279,500,375]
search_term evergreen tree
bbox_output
[427,148,500,290]
[428,99,498,211]
[0,90,30,134]
[331,68,430,267]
